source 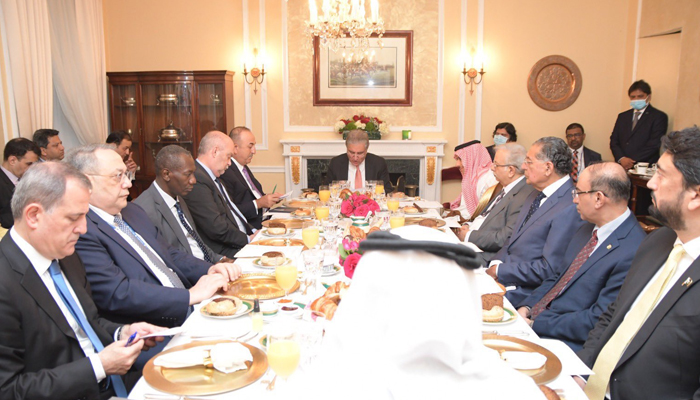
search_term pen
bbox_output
[272,184,277,194]
[125,332,138,347]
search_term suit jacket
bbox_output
[493,178,585,305]
[519,213,645,352]
[486,145,497,161]
[0,171,15,229]
[582,146,602,167]
[609,104,668,163]
[468,178,536,264]
[220,163,265,229]
[133,182,223,262]
[578,227,700,400]
[323,153,393,191]
[0,234,121,400]
[75,203,211,327]
[183,162,250,258]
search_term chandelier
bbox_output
[305,0,385,53]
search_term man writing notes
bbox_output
[457,143,535,266]
[565,123,601,183]
[486,137,585,305]
[220,126,281,229]
[578,127,700,400]
[324,129,392,191]
[0,162,164,400]
[516,162,645,352]
[184,131,257,258]
[134,145,227,263]
[69,144,240,328]
[0,138,40,229]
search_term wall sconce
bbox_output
[462,48,485,95]
[243,48,266,94]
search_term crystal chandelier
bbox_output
[305,0,385,53]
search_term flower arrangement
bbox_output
[341,192,380,218]
[334,114,389,140]
[339,237,363,279]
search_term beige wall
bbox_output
[100,0,697,202]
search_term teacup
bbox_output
[635,162,649,175]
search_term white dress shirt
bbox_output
[197,160,252,239]
[153,182,205,260]
[10,228,106,382]
[231,158,261,212]
[347,160,366,189]
[1,166,19,185]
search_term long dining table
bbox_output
[128,201,589,400]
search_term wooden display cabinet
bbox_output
[107,70,234,198]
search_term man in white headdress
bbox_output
[289,225,545,399]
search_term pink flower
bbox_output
[341,200,354,216]
[355,204,370,217]
[368,200,380,212]
[342,238,359,252]
[343,253,362,278]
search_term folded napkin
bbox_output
[154,343,253,374]
[500,351,547,370]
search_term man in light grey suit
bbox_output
[133,146,228,264]
[458,143,535,266]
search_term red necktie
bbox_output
[571,150,579,183]
[531,230,598,319]
[355,168,362,189]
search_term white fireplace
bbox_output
[280,140,447,201]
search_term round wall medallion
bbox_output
[527,55,582,111]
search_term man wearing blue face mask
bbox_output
[609,80,668,171]
[486,122,517,161]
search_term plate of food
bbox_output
[262,219,304,229]
[287,199,319,208]
[387,192,415,202]
[290,208,314,219]
[223,273,300,300]
[482,334,562,384]
[401,206,426,216]
[260,225,295,238]
[404,217,446,228]
[255,238,306,248]
[252,251,293,269]
[200,296,253,320]
[483,307,517,325]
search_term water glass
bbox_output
[329,183,341,199]
[329,198,343,219]
[322,218,339,243]
[302,249,324,294]
[298,310,326,371]
[365,180,376,196]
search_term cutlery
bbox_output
[266,374,278,391]
[412,202,424,213]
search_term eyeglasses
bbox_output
[572,189,606,199]
[566,133,583,139]
[492,163,514,168]
[88,171,129,184]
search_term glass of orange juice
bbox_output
[375,181,385,195]
[276,263,299,300]
[387,198,400,212]
[389,211,406,229]
[314,203,330,220]
[302,220,320,249]
[266,322,301,389]
[318,185,331,202]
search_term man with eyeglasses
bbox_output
[515,162,644,352]
[457,143,535,266]
[565,123,601,183]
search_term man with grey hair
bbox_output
[134,145,229,264]
[0,162,165,399]
[486,137,585,305]
[184,131,256,258]
[458,143,536,266]
[324,129,392,190]
[220,126,281,229]
[68,144,240,329]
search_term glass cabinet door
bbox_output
[109,84,140,171]
[198,83,226,135]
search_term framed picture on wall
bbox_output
[313,30,413,106]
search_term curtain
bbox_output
[0,0,52,137]
[48,0,107,144]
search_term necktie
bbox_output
[584,244,686,400]
[531,230,598,319]
[571,150,579,183]
[481,189,506,218]
[49,261,128,397]
[354,167,362,189]
[113,214,186,289]
[175,202,213,263]
[242,167,263,198]
[215,178,252,234]
[632,111,641,130]
[521,192,546,229]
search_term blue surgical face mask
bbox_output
[630,99,647,110]
[493,135,508,145]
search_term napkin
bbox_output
[153,343,253,374]
[501,351,547,370]
[154,347,210,368]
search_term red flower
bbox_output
[343,252,362,278]
[375,118,382,123]
[361,117,370,123]
[341,200,354,216]
[368,201,380,212]
[353,115,360,121]
[355,204,370,217]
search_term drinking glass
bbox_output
[298,310,326,371]
[374,180,385,195]
[314,203,330,220]
[302,249,324,295]
[328,198,343,219]
[374,211,390,230]
[336,180,349,190]
[365,181,376,196]
[389,211,406,229]
[266,322,301,389]
[387,198,400,212]
[275,263,298,300]
[318,185,331,202]
[329,183,341,199]
[302,220,321,249]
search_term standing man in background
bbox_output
[0,138,41,229]
[565,123,601,183]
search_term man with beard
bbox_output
[577,126,700,400]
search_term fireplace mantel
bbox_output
[280,140,447,201]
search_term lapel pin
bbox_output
[682,277,693,288]
[606,244,612,250]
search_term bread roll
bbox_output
[403,206,419,214]
[294,208,312,216]
[302,192,319,199]
[261,251,285,266]
[204,297,240,316]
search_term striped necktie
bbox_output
[215,178,253,234]
[571,150,579,183]
[175,202,213,263]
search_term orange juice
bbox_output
[387,199,400,212]
[267,340,300,378]
[275,264,298,293]
[375,184,385,195]
[318,190,331,202]
[389,215,405,228]
[302,226,320,249]
[314,206,330,220]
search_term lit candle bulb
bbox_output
[371,0,378,22]
[309,0,318,24]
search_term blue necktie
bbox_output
[49,261,128,397]
[175,202,214,263]
[521,191,546,230]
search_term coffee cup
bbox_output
[635,162,649,174]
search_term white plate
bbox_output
[199,298,253,320]
[322,265,342,276]
[483,307,517,326]
[252,257,294,269]
[402,210,427,216]
[261,228,296,238]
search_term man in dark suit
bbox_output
[32,128,65,161]
[578,127,700,400]
[485,122,517,161]
[516,162,645,352]
[565,123,602,183]
[458,143,535,265]
[609,80,668,171]
[324,129,392,191]
[134,145,227,263]
[486,137,585,305]
[0,162,165,400]
[184,131,257,258]
[0,138,40,228]
[68,144,240,327]
[220,126,281,229]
